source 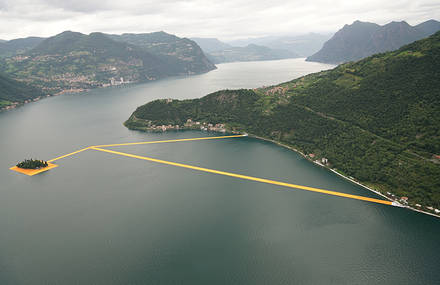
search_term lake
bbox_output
[0,58,439,284]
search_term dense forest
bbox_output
[126,32,440,210]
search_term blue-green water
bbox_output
[0,59,439,284]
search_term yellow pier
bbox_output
[90,146,393,206]
[9,134,395,206]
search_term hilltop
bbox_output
[125,32,440,212]
[0,31,215,95]
[0,37,45,58]
[108,32,215,75]
[307,19,440,64]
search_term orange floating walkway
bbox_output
[90,146,393,206]
[10,162,58,176]
[9,134,396,207]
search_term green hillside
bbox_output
[125,32,440,211]
[0,31,215,95]
[108,32,215,74]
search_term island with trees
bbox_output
[16,159,49,169]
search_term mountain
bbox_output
[190,37,232,53]
[307,19,440,64]
[0,37,45,58]
[125,32,440,211]
[228,33,332,57]
[0,31,215,95]
[107,32,215,75]
[205,44,299,63]
[415,19,440,37]
[0,72,43,109]
[192,37,299,63]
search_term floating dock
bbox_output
[10,162,58,176]
[10,134,394,206]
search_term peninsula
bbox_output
[125,32,440,216]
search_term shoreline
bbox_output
[1,68,217,113]
[247,133,440,219]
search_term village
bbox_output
[145,118,227,133]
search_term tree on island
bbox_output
[16,159,48,169]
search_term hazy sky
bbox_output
[0,0,439,40]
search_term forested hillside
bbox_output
[126,32,440,211]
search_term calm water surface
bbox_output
[0,59,439,284]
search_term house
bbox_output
[309,154,316,158]
[400,197,409,203]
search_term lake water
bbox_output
[0,59,439,284]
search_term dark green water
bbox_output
[0,59,439,284]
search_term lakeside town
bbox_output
[143,118,227,133]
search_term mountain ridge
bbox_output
[307,19,440,64]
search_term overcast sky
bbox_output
[0,0,439,40]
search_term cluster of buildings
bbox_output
[184,119,226,132]
[307,153,330,167]
[145,119,227,133]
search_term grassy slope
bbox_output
[126,32,440,208]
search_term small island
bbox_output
[16,159,49,169]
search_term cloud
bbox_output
[0,0,439,40]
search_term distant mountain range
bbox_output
[190,38,233,53]
[206,44,299,64]
[192,33,331,62]
[126,32,440,212]
[307,19,440,64]
[191,38,299,63]
[227,33,332,57]
[0,31,215,97]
